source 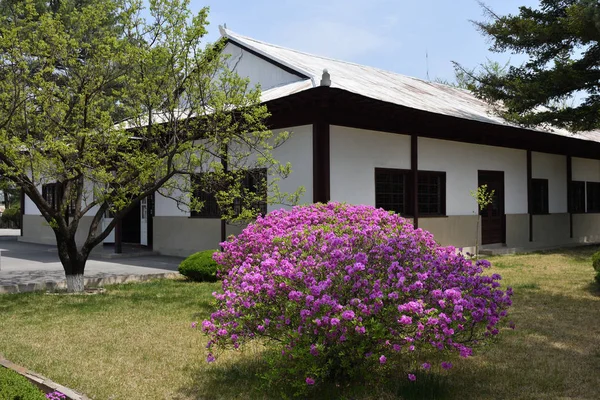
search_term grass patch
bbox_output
[0,247,599,399]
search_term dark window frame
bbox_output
[417,170,446,216]
[374,168,446,217]
[570,181,586,214]
[42,182,76,214]
[531,178,549,215]
[586,182,600,213]
[191,168,268,219]
[190,173,222,219]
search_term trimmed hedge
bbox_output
[592,251,600,284]
[178,250,219,282]
[0,366,46,400]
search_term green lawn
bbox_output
[0,247,599,400]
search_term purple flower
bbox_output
[408,373,416,381]
[342,310,355,320]
[306,377,315,385]
[206,353,215,363]
[330,318,340,326]
[191,322,198,328]
[441,362,453,370]
[398,315,412,325]
[422,362,431,370]
[379,355,387,364]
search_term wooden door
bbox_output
[478,171,505,245]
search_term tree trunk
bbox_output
[55,232,89,293]
[66,273,85,292]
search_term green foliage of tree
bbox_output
[464,0,600,132]
[436,60,508,91]
[0,0,300,291]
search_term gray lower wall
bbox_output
[153,216,245,257]
[532,213,571,246]
[419,216,478,248]
[505,214,529,247]
[21,212,600,257]
[21,215,98,248]
[573,213,600,244]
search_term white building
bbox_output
[21,27,600,256]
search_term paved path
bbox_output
[0,236,182,293]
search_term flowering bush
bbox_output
[45,392,67,400]
[202,203,512,391]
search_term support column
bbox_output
[567,155,573,238]
[312,122,330,203]
[527,150,533,242]
[411,134,419,228]
[220,145,228,248]
[19,187,24,237]
[115,218,122,254]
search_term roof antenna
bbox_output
[320,69,331,87]
[426,49,430,81]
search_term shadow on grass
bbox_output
[531,244,600,262]
[584,281,600,297]
[177,356,453,400]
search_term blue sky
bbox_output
[190,0,541,83]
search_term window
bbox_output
[375,169,406,215]
[42,182,76,214]
[374,168,446,216]
[191,173,221,218]
[191,168,268,218]
[42,183,58,210]
[418,171,446,215]
[531,179,549,214]
[570,181,586,213]
[587,182,600,213]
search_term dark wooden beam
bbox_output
[527,150,533,242]
[221,145,228,247]
[411,134,419,228]
[19,187,24,237]
[264,87,600,161]
[567,155,573,239]
[312,121,330,203]
[115,218,122,254]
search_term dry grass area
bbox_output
[0,247,599,400]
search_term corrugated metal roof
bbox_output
[221,27,600,144]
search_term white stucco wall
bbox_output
[330,126,411,205]
[531,152,567,213]
[153,125,313,217]
[573,157,600,182]
[223,42,304,91]
[24,186,42,215]
[419,138,527,215]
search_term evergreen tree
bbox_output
[465,0,600,132]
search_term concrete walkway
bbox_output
[0,234,182,293]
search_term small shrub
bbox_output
[0,205,20,228]
[202,203,513,394]
[592,251,600,284]
[0,366,46,400]
[178,250,219,282]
